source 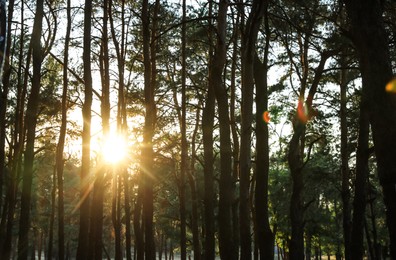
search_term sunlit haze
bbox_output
[101,133,128,164]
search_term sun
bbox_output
[101,133,128,164]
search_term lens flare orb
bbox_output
[385,78,396,93]
[297,99,309,123]
[263,111,270,123]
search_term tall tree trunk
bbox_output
[254,5,274,259]
[56,1,71,259]
[17,0,44,258]
[285,21,310,260]
[1,3,26,259]
[76,0,93,258]
[47,167,57,259]
[133,184,144,259]
[288,50,334,260]
[141,0,159,258]
[123,169,132,260]
[305,232,312,260]
[339,48,351,260]
[0,2,4,209]
[179,0,187,258]
[89,1,110,258]
[112,175,122,260]
[230,6,240,254]
[0,0,6,72]
[211,1,236,259]
[189,101,202,260]
[202,2,215,259]
[288,122,306,260]
[0,0,14,256]
[350,99,369,259]
[239,1,266,259]
[109,1,132,258]
[367,181,381,260]
[0,0,8,218]
[343,1,396,257]
[202,73,215,260]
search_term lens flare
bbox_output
[102,134,128,164]
[297,99,309,123]
[263,111,270,123]
[385,79,396,93]
[296,98,317,124]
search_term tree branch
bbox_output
[49,51,101,100]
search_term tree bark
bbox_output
[17,0,44,259]
[305,232,312,260]
[123,169,132,260]
[76,0,93,258]
[288,122,306,260]
[211,1,237,259]
[350,97,370,260]
[0,0,8,218]
[368,182,381,260]
[253,5,275,258]
[0,0,14,256]
[47,167,57,259]
[1,3,25,259]
[239,1,267,258]
[133,183,144,259]
[0,0,6,72]
[179,0,187,258]
[230,6,240,255]
[202,75,215,260]
[112,175,122,260]
[189,101,202,260]
[109,1,132,258]
[288,50,334,260]
[339,48,351,260]
[89,1,110,258]
[202,2,216,259]
[343,1,396,257]
[141,0,159,258]
[55,1,71,259]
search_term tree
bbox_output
[179,0,187,258]
[141,0,160,258]
[239,1,267,258]
[17,0,45,259]
[286,44,335,260]
[55,1,71,259]
[229,4,241,253]
[100,0,113,258]
[109,0,133,259]
[189,103,202,260]
[0,0,6,211]
[210,1,237,259]
[254,2,275,259]
[1,2,28,258]
[350,89,370,259]
[88,0,110,259]
[0,0,5,73]
[0,0,15,258]
[76,0,93,258]
[343,1,396,257]
[202,2,216,259]
[268,2,339,258]
[339,46,352,260]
